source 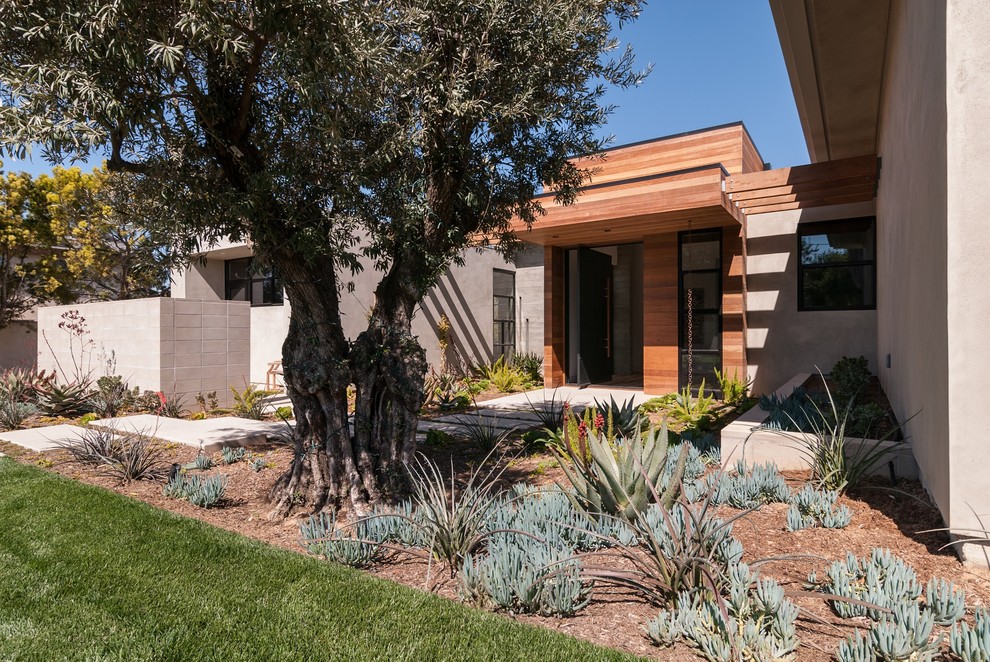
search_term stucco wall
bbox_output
[37,299,249,408]
[945,0,990,560]
[875,0,951,525]
[514,244,545,359]
[0,321,38,370]
[746,201,878,395]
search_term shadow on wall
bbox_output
[745,209,878,395]
[0,321,38,371]
[421,272,493,374]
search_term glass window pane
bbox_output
[800,219,875,266]
[682,272,719,311]
[681,236,720,271]
[680,353,720,392]
[226,258,251,280]
[250,280,265,305]
[493,270,515,298]
[226,282,249,302]
[802,265,874,309]
[681,312,719,352]
[263,278,283,305]
[493,323,503,345]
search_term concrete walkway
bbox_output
[89,414,293,452]
[0,424,88,452]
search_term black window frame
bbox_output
[492,269,516,362]
[224,257,284,307]
[677,229,722,391]
[797,217,876,312]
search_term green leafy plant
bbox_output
[831,355,871,410]
[553,420,687,523]
[511,352,544,384]
[639,394,676,414]
[670,379,714,428]
[91,375,131,418]
[221,447,246,465]
[0,399,36,430]
[478,356,527,393]
[713,368,751,407]
[847,402,888,438]
[163,473,227,508]
[79,412,98,426]
[424,428,454,447]
[158,393,187,418]
[230,384,269,420]
[275,405,293,420]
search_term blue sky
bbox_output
[5,0,808,177]
[598,0,808,168]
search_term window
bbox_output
[679,230,722,389]
[798,217,876,311]
[492,270,515,361]
[224,257,283,306]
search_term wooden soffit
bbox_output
[725,155,878,215]
[509,165,742,248]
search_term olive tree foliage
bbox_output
[0,0,647,515]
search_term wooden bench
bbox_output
[265,360,283,391]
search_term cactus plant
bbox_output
[554,420,687,523]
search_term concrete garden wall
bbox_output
[37,298,250,408]
[720,372,919,480]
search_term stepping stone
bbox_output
[0,424,86,452]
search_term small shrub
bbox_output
[477,357,527,393]
[108,437,166,481]
[78,412,98,426]
[190,411,206,420]
[639,394,676,414]
[0,400,37,430]
[526,389,569,431]
[0,368,53,403]
[847,402,888,438]
[670,379,714,428]
[520,429,553,454]
[91,375,131,418]
[231,383,269,419]
[221,446,245,465]
[195,390,219,414]
[511,352,544,384]
[249,457,266,472]
[162,473,227,508]
[158,393,187,418]
[275,405,293,420]
[713,368,751,407]
[59,425,125,465]
[831,355,871,409]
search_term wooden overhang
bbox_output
[507,123,763,247]
[724,154,878,215]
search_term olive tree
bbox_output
[0,0,645,515]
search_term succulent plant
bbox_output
[299,511,386,568]
[0,399,37,430]
[38,382,93,417]
[193,453,213,470]
[221,446,246,465]
[787,485,852,531]
[951,607,990,662]
[810,549,921,620]
[162,473,227,508]
[713,460,790,509]
[926,577,966,626]
[593,394,644,439]
[554,420,687,523]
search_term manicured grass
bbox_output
[0,459,634,661]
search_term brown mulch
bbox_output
[4,435,989,661]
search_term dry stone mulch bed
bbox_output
[5,437,989,661]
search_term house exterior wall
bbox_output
[745,200,878,395]
[875,0,951,528]
[36,298,249,408]
[0,320,38,370]
[945,0,990,560]
[514,245,545,358]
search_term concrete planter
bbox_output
[720,372,919,479]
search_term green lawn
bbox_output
[0,459,635,661]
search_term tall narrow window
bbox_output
[225,257,283,306]
[798,217,876,311]
[493,269,515,361]
[679,230,722,390]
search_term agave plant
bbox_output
[554,419,687,523]
[38,381,94,417]
[593,394,644,439]
[0,400,37,430]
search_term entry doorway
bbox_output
[565,244,644,387]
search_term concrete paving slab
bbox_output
[0,424,86,452]
[476,386,650,409]
[90,414,296,452]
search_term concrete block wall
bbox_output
[37,298,249,408]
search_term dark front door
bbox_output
[577,247,613,384]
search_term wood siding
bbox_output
[643,234,680,394]
[543,246,566,388]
